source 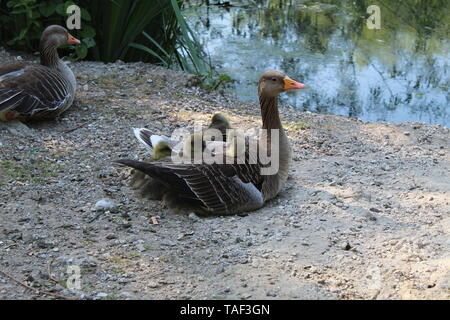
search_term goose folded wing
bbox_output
[117,160,263,215]
[0,64,71,116]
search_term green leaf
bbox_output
[55,3,65,15]
[75,45,88,60]
[39,4,56,17]
[79,25,96,38]
[80,7,91,21]
[129,42,168,67]
[82,37,96,48]
[142,31,171,60]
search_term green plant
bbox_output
[0,0,233,86]
[200,72,234,91]
[1,0,96,60]
[129,0,211,75]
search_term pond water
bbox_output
[183,0,449,127]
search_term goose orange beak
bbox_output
[67,33,81,45]
[284,76,307,91]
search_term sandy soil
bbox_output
[0,50,449,300]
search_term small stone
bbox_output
[188,213,200,222]
[94,199,118,212]
[216,265,225,274]
[342,242,352,251]
[118,278,130,284]
[120,223,132,229]
[161,240,177,247]
[136,244,146,252]
[266,291,277,297]
[119,292,133,299]
[218,288,230,295]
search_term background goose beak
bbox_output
[67,33,81,45]
[284,76,307,91]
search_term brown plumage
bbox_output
[0,25,80,121]
[116,70,306,215]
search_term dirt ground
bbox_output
[0,50,449,300]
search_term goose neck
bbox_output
[259,95,283,131]
[39,43,60,68]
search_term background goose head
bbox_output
[40,25,80,49]
[258,70,306,98]
[39,25,80,66]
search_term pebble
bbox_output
[147,281,159,289]
[342,242,352,251]
[266,291,277,297]
[188,213,201,222]
[94,199,118,212]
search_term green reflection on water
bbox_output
[184,0,449,126]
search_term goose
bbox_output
[0,25,80,122]
[116,70,306,215]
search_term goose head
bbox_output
[258,70,306,98]
[40,25,80,49]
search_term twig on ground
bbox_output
[63,121,94,134]
[0,269,76,300]
[47,259,59,284]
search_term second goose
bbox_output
[0,25,80,121]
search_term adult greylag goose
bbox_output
[0,25,80,121]
[116,70,306,215]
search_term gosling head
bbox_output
[152,141,172,160]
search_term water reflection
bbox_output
[184,0,449,126]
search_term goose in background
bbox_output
[0,25,80,123]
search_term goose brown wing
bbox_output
[116,159,264,215]
[0,63,72,118]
